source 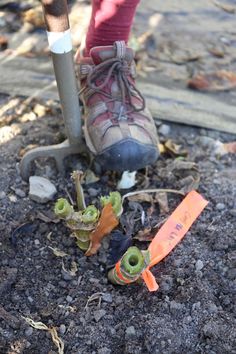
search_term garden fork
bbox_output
[20,0,86,180]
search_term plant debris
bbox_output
[22,317,64,354]
[86,203,119,256]
[188,70,236,92]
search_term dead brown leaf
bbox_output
[155,192,169,214]
[36,211,60,224]
[48,247,68,258]
[133,227,153,242]
[223,142,236,154]
[128,192,154,203]
[164,139,188,157]
[0,35,8,51]
[22,317,64,354]
[188,70,236,92]
[213,0,236,13]
[22,7,45,28]
[179,175,200,194]
[86,203,119,256]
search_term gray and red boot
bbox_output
[76,40,159,171]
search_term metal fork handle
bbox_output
[41,0,81,145]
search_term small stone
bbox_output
[15,188,26,198]
[102,293,113,303]
[208,303,218,314]
[197,136,216,148]
[158,124,171,136]
[25,327,33,337]
[192,302,201,311]
[0,191,6,200]
[33,103,47,117]
[87,188,99,197]
[27,296,34,303]
[229,209,236,217]
[66,295,73,303]
[9,194,17,203]
[195,260,204,271]
[34,239,40,246]
[59,324,66,335]
[125,326,136,339]
[94,309,106,322]
[29,176,57,203]
[216,203,225,211]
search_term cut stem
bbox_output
[71,170,86,211]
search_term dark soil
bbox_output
[0,93,236,354]
[1,0,236,352]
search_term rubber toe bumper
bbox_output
[95,139,159,171]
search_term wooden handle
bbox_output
[41,0,69,32]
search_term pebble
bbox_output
[25,327,33,337]
[216,203,226,211]
[15,188,26,198]
[33,103,47,117]
[34,239,40,246]
[27,296,34,303]
[66,295,73,303]
[195,260,204,271]
[94,309,106,322]
[125,326,136,339]
[159,124,171,136]
[0,191,6,200]
[102,293,113,303]
[87,187,99,197]
[208,303,218,314]
[59,324,66,335]
[29,176,57,203]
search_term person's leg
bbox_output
[76,0,159,171]
[85,0,140,55]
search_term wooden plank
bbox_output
[139,82,236,134]
[1,55,236,134]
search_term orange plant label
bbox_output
[142,190,208,291]
[86,203,119,256]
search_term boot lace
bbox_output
[85,57,145,118]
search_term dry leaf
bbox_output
[188,70,236,92]
[0,35,8,50]
[85,292,103,309]
[213,0,236,13]
[22,317,64,354]
[84,169,100,184]
[169,160,198,172]
[179,175,200,194]
[133,227,153,242]
[164,139,188,157]
[128,192,154,203]
[62,261,78,277]
[22,7,45,28]
[48,247,68,258]
[86,203,119,256]
[36,211,59,224]
[155,192,169,214]
[47,232,52,241]
[223,142,236,154]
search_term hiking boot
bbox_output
[76,40,159,171]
